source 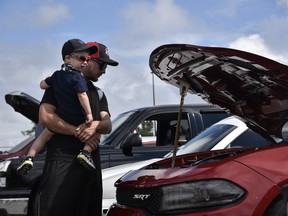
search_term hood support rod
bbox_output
[171,81,190,168]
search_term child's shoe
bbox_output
[77,150,95,170]
[17,156,34,175]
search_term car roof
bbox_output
[118,103,225,114]
[5,91,226,125]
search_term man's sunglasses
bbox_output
[92,59,107,70]
[70,54,91,62]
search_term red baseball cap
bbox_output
[86,42,119,66]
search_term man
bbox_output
[29,41,118,216]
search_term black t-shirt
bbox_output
[41,82,110,161]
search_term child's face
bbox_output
[67,51,90,71]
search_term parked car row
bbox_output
[0,91,228,215]
[106,44,288,216]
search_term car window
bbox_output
[139,113,190,147]
[167,124,236,157]
[100,111,137,145]
[201,112,229,128]
[138,119,156,145]
[226,128,270,148]
[114,111,192,148]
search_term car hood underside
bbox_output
[149,44,288,139]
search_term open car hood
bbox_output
[149,44,288,139]
[5,91,40,123]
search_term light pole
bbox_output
[152,72,155,106]
[151,72,156,136]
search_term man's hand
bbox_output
[85,133,101,150]
[75,121,100,142]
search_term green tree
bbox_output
[139,120,154,136]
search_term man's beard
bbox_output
[86,75,98,82]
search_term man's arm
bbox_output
[39,102,100,150]
[40,79,50,90]
[39,102,77,135]
[75,111,112,142]
[98,111,112,134]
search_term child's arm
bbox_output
[40,79,51,90]
[77,92,93,125]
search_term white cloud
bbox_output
[228,34,287,64]
[208,0,246,18]
[28,3,70,27]
[118,0,195,46]
[276,0,288,8]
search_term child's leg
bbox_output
[82,144,93,153]
[27,128,54,157]
[17,128,54,175]
[77,144,95,170]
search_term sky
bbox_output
[1,0,288,149]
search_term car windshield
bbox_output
[164,121,271,158]
[164,124,236,157]
[100,111,138,145]
[174,124,236,156]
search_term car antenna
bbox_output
[171,81,190,168]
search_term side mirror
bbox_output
[122,133,143,156]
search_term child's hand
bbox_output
[86,114,93,126]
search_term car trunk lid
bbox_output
[5,91,40,124]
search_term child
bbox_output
[17,39,98,174]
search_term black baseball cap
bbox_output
[86,42,119,66]
[62,39,98,60]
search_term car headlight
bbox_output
[0,160,11,187]
[159,179,245,212]
[0,160,11,172]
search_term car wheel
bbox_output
[264,196,286,216]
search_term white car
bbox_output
[101,115,271,215]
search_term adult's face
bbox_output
[82,59,106,82]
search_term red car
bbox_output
[107,44,288,216]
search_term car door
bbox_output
[100,110,193,168]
